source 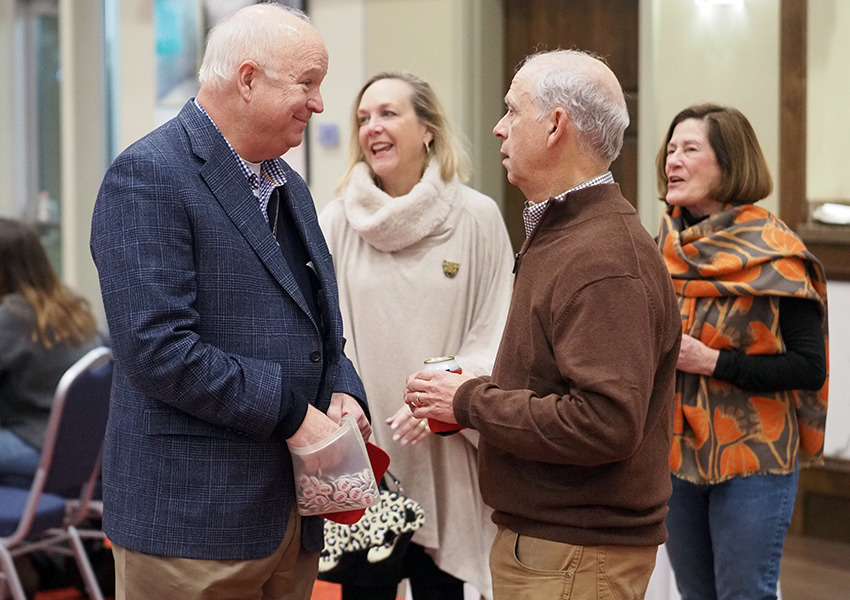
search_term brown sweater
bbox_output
[454,183,681,547]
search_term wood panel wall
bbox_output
[780,0,807,231]
[502,0,639,249]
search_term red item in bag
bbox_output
[319,442,390,525]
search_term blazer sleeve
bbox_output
[334,346,367,399]
[91,144,299,442]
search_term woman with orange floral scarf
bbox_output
[655,104,828,600]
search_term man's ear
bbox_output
[237,60,259,102]
[546,107,569,148]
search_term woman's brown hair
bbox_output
[0,218,97,348]
[656,103,773,205]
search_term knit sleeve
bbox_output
[0,297,33,373]
[713,296,826,392]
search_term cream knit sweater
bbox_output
[319,159,514,598]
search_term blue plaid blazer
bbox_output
[90,101,366,560]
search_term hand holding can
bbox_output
[420,356,465,436]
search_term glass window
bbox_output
[15,0,62,273]
[155,0,202,126]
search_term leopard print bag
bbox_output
[317,471,425,585]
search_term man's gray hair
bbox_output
[523,50,629,163]
[198,2,310,91]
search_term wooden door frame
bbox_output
[780,0,850,279]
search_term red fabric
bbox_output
[427,418,463,435]
[319,442,390,525]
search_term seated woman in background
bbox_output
[0,218,103,488]
[319,71,514,600]
[655,103,828,600]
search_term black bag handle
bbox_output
[379,469,405,495]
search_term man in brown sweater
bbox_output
[405,49,681,599]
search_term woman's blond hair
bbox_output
[336,71,469,195]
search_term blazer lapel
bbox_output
[178,103,314,320]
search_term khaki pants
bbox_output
[490,525,657,600]
[112,508,318,600]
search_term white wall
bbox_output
[807,0,850,202]
[58,0,106,318]
[0,1,14,217]
[113,0,156,154]
[465,0,504,210]
[308,0,367,210]
[308,0,504,213]
[638,0,780,232]
[825,281,850,458]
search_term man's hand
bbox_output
[404,369,477,423]
[677,334,720,376]
[286,404,339,448]
[286,405,342,472]
[326,392,371,442]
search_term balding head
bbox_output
[520,50,628,164]
[195,3,327,162]
[199,4,316,92]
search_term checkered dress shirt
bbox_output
[193,98,287,222]
[522,171,615,238]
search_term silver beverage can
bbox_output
[422,356,462,374]
[421,356,463,435]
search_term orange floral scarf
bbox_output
[659,204,829,484]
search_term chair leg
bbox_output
[67,526,105,600]
[0,546,28,600]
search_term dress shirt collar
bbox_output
[193,98,287,222]
[522,171,615,238]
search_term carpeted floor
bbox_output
[32,590,86,600]
[311,580,342,600]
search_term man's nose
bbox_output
[309,91,324,114]
[493,114,508,138]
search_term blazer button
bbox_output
[310,351,321,363]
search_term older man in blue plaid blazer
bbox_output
[90,6,369,600]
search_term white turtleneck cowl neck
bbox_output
[340,159,457,253]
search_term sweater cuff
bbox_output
[712,349,737,383]
[453,377,485,429]
[271,377,310,441]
